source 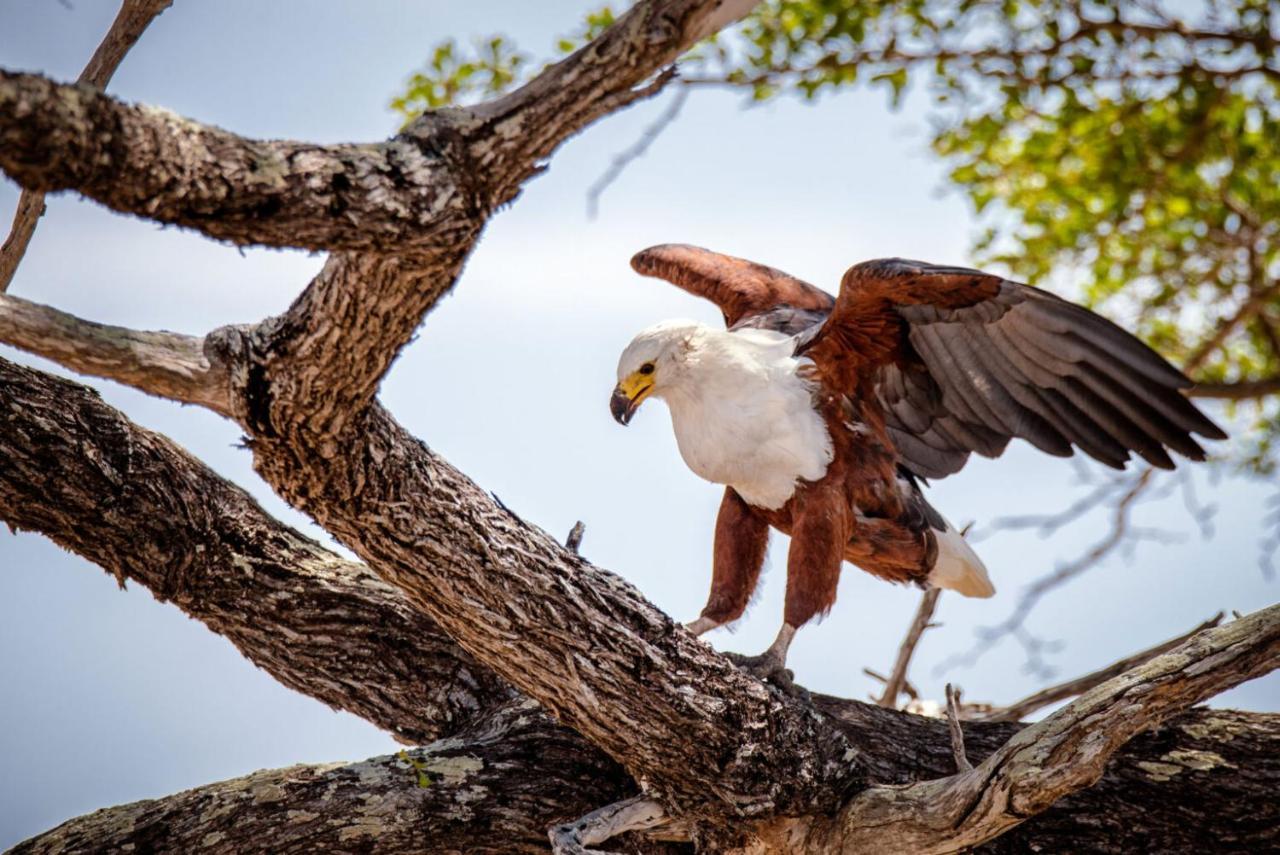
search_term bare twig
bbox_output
[944,683,972,772]
[1261,491,1280,581]
[862,667,919,702]
[566,520,586,554]
[979,612,1226,722]
[0,0,173,292]
[586,81,688,219]
[939,468,1165,677]
[877,588,941,708]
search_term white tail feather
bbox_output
[928,522,995,598]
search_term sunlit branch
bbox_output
[0,292,231,415]
[877,588,941,709]
[978,612,1225,722]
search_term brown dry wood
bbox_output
[0,2,750,256]
[980,612,1226,723]
[877,588,941,708]
[10,699,658,855]
[12,694,1279,852]
[809,605,1280,854]
[0,292,231,413]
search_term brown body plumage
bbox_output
[612,245,1225,677]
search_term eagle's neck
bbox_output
[659,328,834,510]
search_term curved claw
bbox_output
[723,624,808,699]
[723,650,809,701]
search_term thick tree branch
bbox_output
[0,1,753,258]
[11,699,658,855]
[232,392,859,819]
[0,69,468,253]
[0,0,172,292]
[0,356,512,744]
[15,687,1280,853]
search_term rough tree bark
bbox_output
[1,1,1277,852]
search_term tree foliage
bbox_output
[394,0,1280,469]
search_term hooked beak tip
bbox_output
[610,387,636,426]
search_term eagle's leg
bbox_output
[729,484,848,690]
[686,488,769,637]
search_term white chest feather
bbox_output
[660,329,834,509]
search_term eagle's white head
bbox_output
[611,320,707,425]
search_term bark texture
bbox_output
[0,357,511,744]
[11,700,657,855]
[0,293,230,413]
[13,698,1279,854]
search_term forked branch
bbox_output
[810,606,1280,853]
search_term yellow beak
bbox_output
[610,372,654,426]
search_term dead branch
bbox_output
[808,605,1280,853]
[877,588,941,708]
[978,612,1226,722]
[0,292,232,415]
[586,82,689,218]
[566,520,587,554]
[940,467,1163,677]
[944,684,972,772]
[550,795,678,854]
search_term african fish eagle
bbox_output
[610,245,1225,681]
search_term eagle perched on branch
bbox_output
[610,245,1225,680]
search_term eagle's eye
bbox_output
[639,363,655,376]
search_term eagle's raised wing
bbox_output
[800,258,1227,478]
[631,244,834,334]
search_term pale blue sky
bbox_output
[1,1,1275,846]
